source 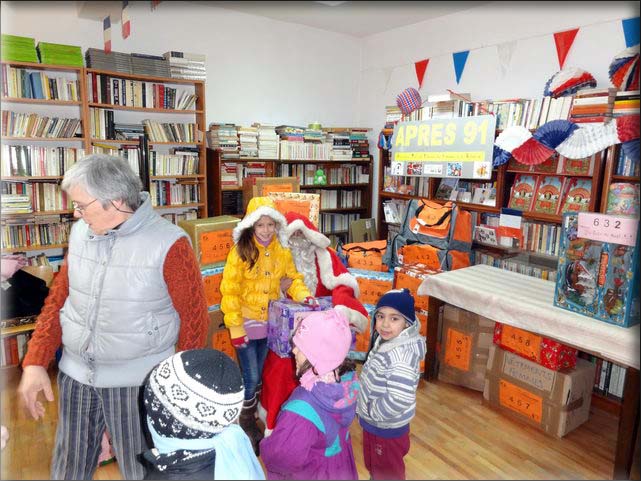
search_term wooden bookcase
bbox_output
[207,148,373,244]
[600,143,639,214]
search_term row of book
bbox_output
[160,209,198,225]
[148,149,200,176]
[86,73,197,110]
[473,249,558,281]
[306,189,362,210]
[2,182,69,213]
[508,174,594,216]
[382,199,409,225]
[508,152,595,176]
[382,170,429,197]
[577,352,627,400]
[0,145,83,177]
[276,163,370,185]
[142,120,199,143]
[1,333,31,367]
[434,178,497,206]
[149,181,200,207]
[318,213,361,234]
[2,65,81,101]
[1,217,71,250]
[613,144,640,177]
[1,110,82,139]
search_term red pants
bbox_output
[260,350,298,429]
[363,429,410,480]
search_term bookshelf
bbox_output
[207,148,373,243]
[84,68,208,221]
[600,143,640,216]
[1,60,87,255]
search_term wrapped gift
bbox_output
[267,296,333,357]
[348,268,394,306]
[493,322,577,371]
[484,345,596,437]
[439,305,495,391]
[201,265,224,312]
[554,212,640,328]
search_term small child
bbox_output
[220,196,315,452]
[142,348,265,480]
[356,288,426,480]
[260,309,359,480]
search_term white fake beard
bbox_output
[289,236,318,294]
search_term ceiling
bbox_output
[76,1,492,38]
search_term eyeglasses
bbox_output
[71,198,98,214]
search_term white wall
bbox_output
[1,1,363,128]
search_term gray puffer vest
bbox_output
[58,192,188,387]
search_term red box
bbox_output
[493,323,577,371]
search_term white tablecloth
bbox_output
[418,264,640,369]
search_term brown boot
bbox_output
[239,395,263,455]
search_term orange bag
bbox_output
[341,240,388,272]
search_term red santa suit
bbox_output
[258,211,369,431]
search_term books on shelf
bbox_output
[605,182,640,217]
[559,178,592,214]
[434,178,459,200]
[508,174,539,211]
[559,153,595,176]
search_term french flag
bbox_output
[103,16,111,53]
[122,0,130,39]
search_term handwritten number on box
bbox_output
[499,379,542,423]
[200,230,233,265]
[501,325,541,361]
[444,328,471,371]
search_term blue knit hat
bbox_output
[375,288,416,325]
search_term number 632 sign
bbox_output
[577,213,639,247]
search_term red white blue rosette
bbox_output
[543,67,597,98]
[396,87,422,115]
[609,44,640,91]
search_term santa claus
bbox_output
[258,211,369,433]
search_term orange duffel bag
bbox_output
[341,239,388,272]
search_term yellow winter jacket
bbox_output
[220,196,311,339]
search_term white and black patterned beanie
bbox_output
[144,349,245,439]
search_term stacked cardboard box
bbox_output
[178,215,239,269]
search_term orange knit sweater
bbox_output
[22,236,209,368]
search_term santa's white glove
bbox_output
[303,296,320,309]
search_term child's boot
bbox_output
[239,395,263,455]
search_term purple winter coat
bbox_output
[260,371,359,480]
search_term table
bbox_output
[418,264,639,480]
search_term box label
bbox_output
[357,278,393,305]
[499,379,543,423]
[577,212,638,247]
[262,183,294,195]
[444,327,471,371]
[501,325,541,361]
[200,229,233,265]
[203,272,223,307]
[502,351,556,392]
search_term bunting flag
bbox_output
[414,58,429,89]
[103,15,112,53]
[553,28,579,69]
[497,40,517,78]
[151,0,162,10]
[122,0,131,39]
[622,17,640,48]
[452,50,469,84]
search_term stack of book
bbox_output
[612,89,640,118]
[384,105,403,125]
[206,123,239,159]
[238,126,259,157]
[349,129,369,159]
[1,34,38,63]
[327,130,352,161]
[568,87,617,125]
[131,53,170,77]
[85,48,132,74]
[36,42,83,67]
[1,194,32,214]
[253,124,279,159]
[163,51,206,81]
[303,125,323,143]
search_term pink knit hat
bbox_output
[292,308,351,377]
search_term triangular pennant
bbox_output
[414,59,429,89]
[622,17,640,48]
[103,15,112,54]
[496,40,517,78]
[452,50,469,84]
[122,0,131,39]
[554,28,579,69]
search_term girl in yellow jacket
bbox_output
[220,196,316,454]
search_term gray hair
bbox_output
[61,154,142,210]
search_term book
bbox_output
[532,175,564,215]
[507,157,531,172]
[475,225,499,245]
[532,152,560,174]
[435,178,459,200]
[606,182,640,217]
[559,178,592,214]
[559,153,595,176]
[508,174,539,211]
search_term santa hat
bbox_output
[144,349,245,439]
[232,196,288,245]
[284,211,330,249]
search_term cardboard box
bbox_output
[206,310,236,361]
[201,266,224,311]
[348,268,394,306]
[554,212,640,327]
[348,303,375,361]
[438,305,495,391]
[267,296,333,357]
[393,263,441,312]
[483,345,596,437]
[179,216,239,268]
[493,322,578,371]
[268,191,320,228]
[243,176,300,210]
